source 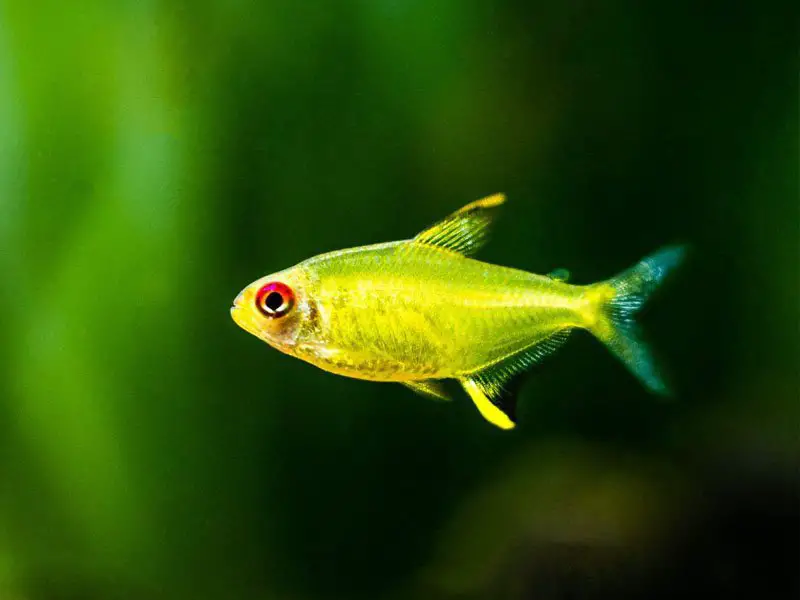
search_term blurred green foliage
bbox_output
[0,1,797,599]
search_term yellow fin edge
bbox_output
[462,379,515,430]
[458,193,506,213]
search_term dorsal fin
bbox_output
[411,193,505,256]
[460,329,572,429]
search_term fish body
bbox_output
[294,241,584,380]
[231,194,685,429]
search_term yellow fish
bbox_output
[231,194,685,430]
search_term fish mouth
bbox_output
[230,301,263,340]
[230,293,246,325]
[230,290,246,318]
[230,303,244,323]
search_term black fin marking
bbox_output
[461,329,571,429]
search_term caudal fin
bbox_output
[588,245,687,395]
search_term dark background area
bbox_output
[0,1,797,599]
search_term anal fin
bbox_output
[460,328,572,430]
[402,380,452,401]
[462,378,517,429]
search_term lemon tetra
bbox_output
[231,194,685,429]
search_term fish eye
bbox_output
[255,282,294,318]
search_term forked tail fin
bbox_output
[588,245,687,394]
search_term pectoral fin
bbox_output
[402,380,452,401]
[410,193,505,257]
[460,329,572,430]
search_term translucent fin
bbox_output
[401,380,452,401]
[461,329,571,429]
[589,245,687,395]
[411,193,505,256]
[547,268,571,282]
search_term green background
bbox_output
[0,1,797,599]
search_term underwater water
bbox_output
[0,1,797,599]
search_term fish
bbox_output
[231,194,686,430]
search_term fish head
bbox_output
[230,265,318,354]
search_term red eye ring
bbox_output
[255,282,295,318]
